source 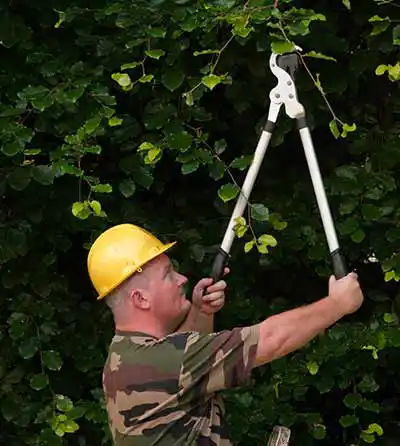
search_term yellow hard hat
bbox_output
[87,223,176,300]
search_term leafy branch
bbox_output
[182,35,234,105]
[276,21,357,139]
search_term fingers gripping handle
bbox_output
[331,249,348,279]
[211,248,229,283]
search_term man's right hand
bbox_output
[328,272,364,316]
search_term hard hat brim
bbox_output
[96,241,176,301]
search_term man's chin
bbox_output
[173,302,191,329]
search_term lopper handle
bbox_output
[331,248,348,279]
[210,247,229,282]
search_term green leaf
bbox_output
[63,420,79,433]
[121,62,140,70]
[8,313,28,340]
[181,161,199,175]
[32,165,55,185]
[341,122,357,137]
[343,393,362,409]
[18,85,49,101]
[138,142,154,152]
[256,243,268,254]
[375,64,388,76]
[43,350,63,371]
[360,433,375,443]
[340,217,359,235]
[162,68,185,92]
[364,423,383,436]
[109,117,123,126]
[351,228,365,243]
[8,167,31,191]
[360,399,380,413]
[18,337,38,359]
[91,183,113,193]
[32,94,54,111]
[145,49,165,59]
[24,148,41,156]
[214,139,227,155]
[329,120,340,139]
[362,344,379,360]
[244,240,255,253]
[230,155,253,171]
[393,25,400,45]
[201,74,222,90]
[251,204,269,221]
[269,213,288,231]
[167,131,192,151]
[358,375,379,393]
[271,41,295,54]
[0,107,26,117]
[184,92,194,106]
[139,74,154,83]
[304,51,336,62]
[145,147,161,163]
[310,424,326,440]
[235,226,248,239]
[342,0,351,9]
[368,15,390,36]
[111,72,132,87]
[383,312,398,324]
[90,200,102,216]
[55,395,73,412]
[307,360,319,375]
[339,414,358,428]
[208,159,225,180]
[148,27,166,38]
[193,49,219,56]
[218,183,240,203]
[2,141,22,156]
[80,116,102,136]
[119,179,136,198]
[30,373,49,391]
[71,201,91,220]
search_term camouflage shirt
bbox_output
[102,326,259,445]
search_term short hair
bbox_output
[104,267,151,313]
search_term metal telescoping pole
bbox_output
[296,117,348,278]
[210,108,280,282]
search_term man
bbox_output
[87,223,364,445]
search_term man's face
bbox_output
[146,254,190,330]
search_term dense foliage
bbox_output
[0,0,399,444]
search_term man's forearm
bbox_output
[175,304,214,334]
[254,296,344,367]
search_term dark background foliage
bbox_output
[0,0,399,444]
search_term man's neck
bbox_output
[114,320,166,339]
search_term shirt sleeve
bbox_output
[177,325,260,395]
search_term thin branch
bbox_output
[297,52,344,124]
[211,35,234,73]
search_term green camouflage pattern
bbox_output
[102,326,259,445]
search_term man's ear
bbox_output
[130,288,151,310]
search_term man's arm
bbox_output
[253,273,363,367]
[175,275,228,334]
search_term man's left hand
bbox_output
[191,268,229,315]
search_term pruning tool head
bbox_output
[268,46,305,120]
[276,52,300,80]
[267,426,291,446]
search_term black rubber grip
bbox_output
[211,247,229,282]
[331,248,348,279]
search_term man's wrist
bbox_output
[323,295,347,321]
[193,305,213,318]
